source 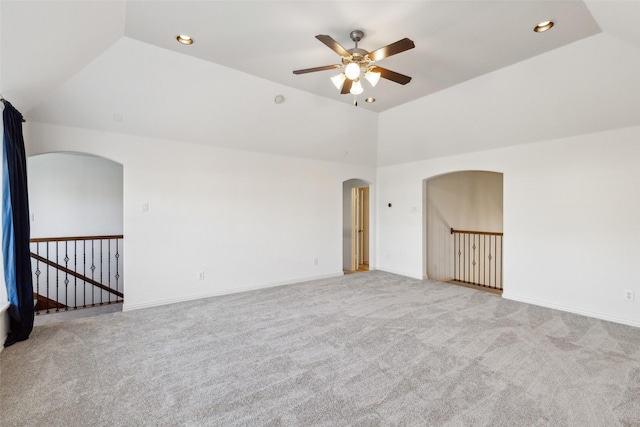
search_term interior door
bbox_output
[352,187,361,271]
[351,186,369,272]
[357,188,365,267]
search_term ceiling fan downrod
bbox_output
[350,30,364,49]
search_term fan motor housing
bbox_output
[343,48,371,68]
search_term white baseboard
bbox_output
[123,272,345,312]
[375,267,423,281]
[502,292,640,329]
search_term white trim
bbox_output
[122,272,345,312]
[375,268,423,281]
[502,292,640,329]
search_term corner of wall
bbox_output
[0,302,10,353]
[502,292,640,329]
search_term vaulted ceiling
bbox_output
[1,1,639,166]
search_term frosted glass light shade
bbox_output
[331,73,346,90]
[350,79,363,95]
[345,62,360,80]
[364,69,381,87]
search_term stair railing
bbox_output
[450,228,503,291]
[30,235,124,314]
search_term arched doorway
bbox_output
[423,171,503,291]
[28,152,124,318]
[29,153,123,237]
[343,179,370,274]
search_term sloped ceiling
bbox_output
[1,1,639,167]
[378,31,640,166]
[0,0,126,112]
[25,37,379,166]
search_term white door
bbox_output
[351,186,369,271]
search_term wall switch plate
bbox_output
[313,258,319,266]
[197,271,205,281]
[624,290,634,301]
[142,202,149,212]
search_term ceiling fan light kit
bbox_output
[293,30,415,105]
[330,73,346,89]
[364,68,381,87]
[344,62,361,80]
[350,79,364,95]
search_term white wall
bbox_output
[25,122,376,311]
[377,125,640,327]
[426,171,503,233]
[28,153,123,237]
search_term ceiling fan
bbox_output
[293,30,415,97]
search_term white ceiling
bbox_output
[122,0,601,113]
[1,1,639,166]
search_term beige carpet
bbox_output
[1,271,639,426]
[33,302,123,327]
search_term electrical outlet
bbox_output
[313,258,319,266]
[197,271,205,281]
[624,290,634,301]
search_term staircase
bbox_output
[33,293,67,311]
[30,235,124,314]
[450,227,503,292]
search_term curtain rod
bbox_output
[0,97,27,122]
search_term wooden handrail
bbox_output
[30,235,123,243]
[30,252,124,298]
[450,228,503,236]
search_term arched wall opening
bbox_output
[343,178,372,273]
[28,152,124,313]
[28,152,123,237]
[423,170,503,285]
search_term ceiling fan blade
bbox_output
[293,64,342,75]
[371,66,412,85]
[366,38,415,62]
[316,35,352,58]
[340,79,353,95]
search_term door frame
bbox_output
[351,186,369,272]
[342,178,372,274]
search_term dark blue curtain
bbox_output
[2,100,34,347]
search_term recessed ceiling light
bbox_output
[274,95,285,104]
[176,34,193,45]
[533,21,555,33]
[365,97,376,103]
